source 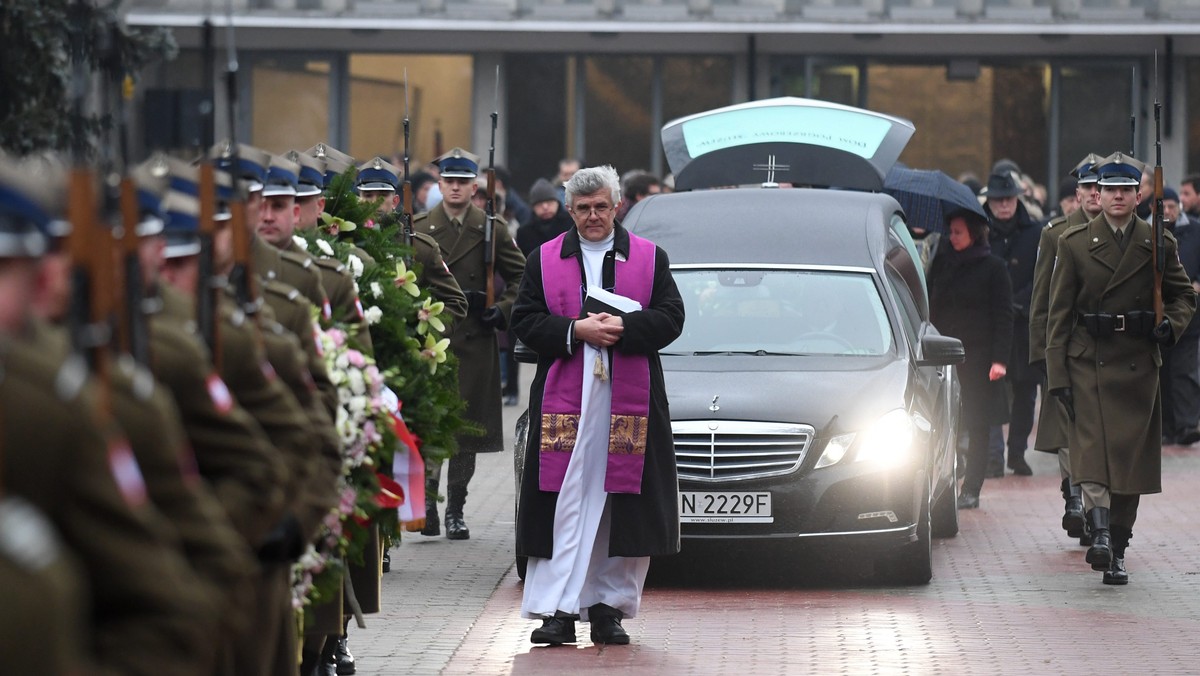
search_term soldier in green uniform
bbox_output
[0,155,222,676]
[23,160,259,663]
[275,149,373,351]
[357,155,468,328]
[412,148,524,539]
[1046,152,1197,585]
[1030,153,1103,545]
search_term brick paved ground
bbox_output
[353,379,1200,675]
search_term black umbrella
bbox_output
[884,166,986,235]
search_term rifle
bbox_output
[66,0,112,414]
[400,68,415,264]
[222,0,259,321]
[104,16,150,365]
[484,66,499,307]
[1152,52,1166,325]
[196,12,221,365]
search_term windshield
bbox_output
[666,269,893,356]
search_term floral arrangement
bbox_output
[291,168,476,613]
[292,327,395,613]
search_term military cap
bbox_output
[1070,153,1103,185]
[982,172,1022,199]
[0,158,53,258]
[263,155,300,198]
[210,141,270,193]
[356,157,399,192]
[305,143,356,184]
[161,191,201,259]
[285,150,324,197]
[1096,152,1147,187]
[435,147,480,179]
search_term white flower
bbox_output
[317,239,335,257]
[370,282,383,299]
[364,306,383,325]
[347,254,364,279]
[347,369,366,396]
[293,235,309,251]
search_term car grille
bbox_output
[672,420,814,483]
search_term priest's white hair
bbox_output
[565,165,621,206]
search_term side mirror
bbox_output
[916,333,965,367]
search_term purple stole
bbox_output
[538,231,656,494]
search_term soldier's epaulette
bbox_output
[116,354,158,402]
[412,231,438,248]
[313,257,347,274]
[412,211,430,224]
[278,248,316,270]
[1045,214,1069,230]
[263,278,304,303]
[1060,222,1091,239]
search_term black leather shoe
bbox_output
[445,514,470,540]
[1178,429,1200,446]
[334,637,355,675]
[317,662,337,676]
[588,603,630,645]
[1007,456,1033,476]
[956,492,979,510]
[381,551,390,573]
[530,616,577,645]
[1085,507,1112,571]
[985,459,1005,478]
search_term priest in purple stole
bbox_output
[512,165,684,646]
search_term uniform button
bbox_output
[1130,364,1137,371]
[1099,361,1105,366]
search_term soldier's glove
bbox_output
[1049,387,1075,423]
[465,290,488,317]
[1152,319,1173,345]
[481,305,507,330]
[257,513,305,564]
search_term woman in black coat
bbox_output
[928,211,1014,509]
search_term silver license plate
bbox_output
[679,491,772,523]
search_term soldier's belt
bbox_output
[1080,311,1155,338]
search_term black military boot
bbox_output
[1103,526,1131,585]
[531,613,578,645]
[1084,507,1112,571]
[445,486,470,540]
[1061,478,1086,538]
[588,603,631,645]
[421,481,440,537]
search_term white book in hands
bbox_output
[582,285,642,318]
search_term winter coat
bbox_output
[516,203,574,257]
[987,201,1042,381]
[1046,215,1197,493]
[929,247,1014,427]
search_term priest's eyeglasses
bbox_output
[570,204,612,217]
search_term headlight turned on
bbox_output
[856,409,915,467]
[815,409,915,469]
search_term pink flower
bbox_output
[328,329,346,348]
[347,350,366,368]
[365,219,377,229]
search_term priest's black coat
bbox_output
[512,224,685,558]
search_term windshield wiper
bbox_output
[688,350,805,356]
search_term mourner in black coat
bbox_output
[929,212,1014,508]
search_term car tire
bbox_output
[930,454,960,539]
[878,485,933,585]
